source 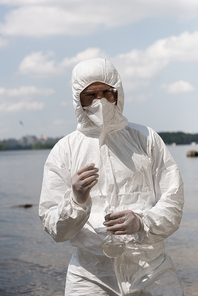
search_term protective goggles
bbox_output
[80,87,117,107]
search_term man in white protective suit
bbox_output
[39,58,184,296]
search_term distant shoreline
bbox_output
[1,132,198,151]
[0,142,56,151]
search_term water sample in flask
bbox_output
[97,184,126,258]
[102,232,126,258]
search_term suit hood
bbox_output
[72,58,128,136]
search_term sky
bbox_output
[0,0,198,140]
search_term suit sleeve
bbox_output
[39,139,92,242]
[135,130,184,245]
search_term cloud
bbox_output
[60,48,107,68]
[0,86,55,112]
[0,0,57,4]
[0,85,55,97]
[19,52,62,77]
[0,101,44,112]
[161,80,195,94]
[18,31,198,91]
[112,31,198,90]
[125,94,151,103]
[60,101,72,107]
[19,48,106,77]
[51,119,76,132]
[1,1,198,37]
[53,119,65,126]
[0,36,8,47]
[0,5,100,37]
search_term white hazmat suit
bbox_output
[39,58,184,296]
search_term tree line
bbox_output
[0,141,56,151]
[158,132,198,145]
[0,132,198,151]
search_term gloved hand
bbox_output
[71,163,99,204]
[103,210,141,235]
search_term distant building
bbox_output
[18,135,38,147]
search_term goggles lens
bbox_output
[80,87,117,107]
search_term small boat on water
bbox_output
[186,150,198,157]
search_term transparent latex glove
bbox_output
[103,210,141,235]
[71,163,99,204]
[102,208,126,258]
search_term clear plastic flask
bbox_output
[102,232,126,258]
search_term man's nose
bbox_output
[96,91,103,99]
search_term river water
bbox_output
[0,146,198,296]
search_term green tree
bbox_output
[0,142,6,151]
[32,142,56,149]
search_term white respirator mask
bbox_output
[83,98,116,129]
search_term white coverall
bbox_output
[39,58,184,296]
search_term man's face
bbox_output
[80,82,117,108]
